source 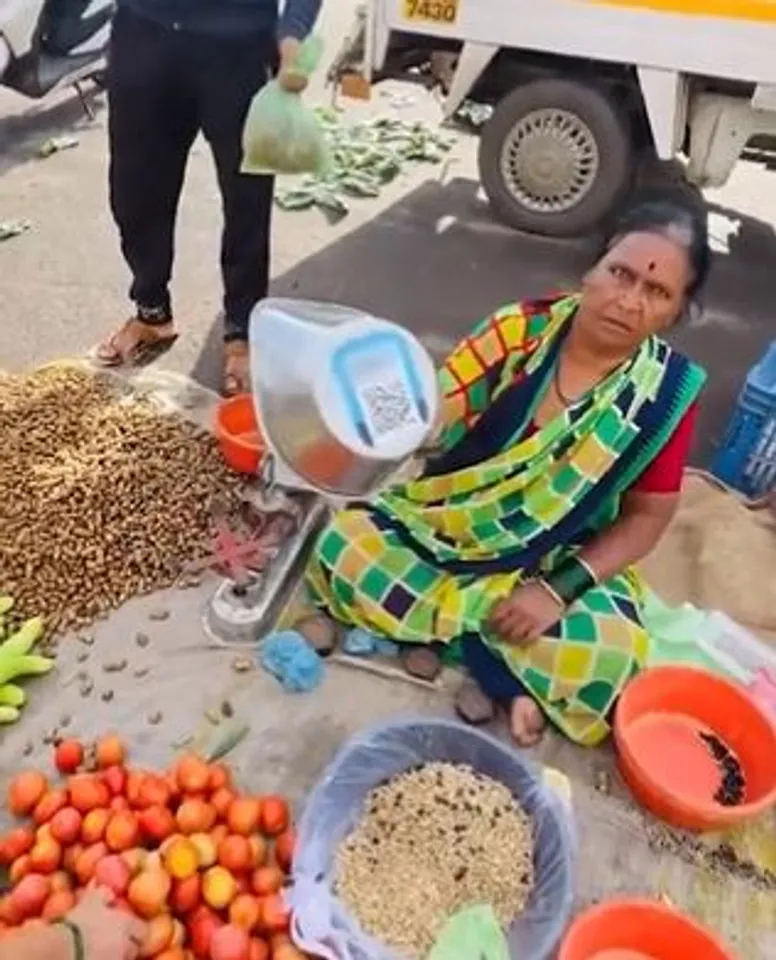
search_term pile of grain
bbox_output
[334,762,534,958]
[0,365,243,633]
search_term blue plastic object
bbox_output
[258,629,324,693]
[343,627,399,658]
[713,341,776,495]
[288,717,575,960]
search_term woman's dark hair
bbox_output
[601,197,712,303]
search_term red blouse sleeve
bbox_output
[631,403,698,494]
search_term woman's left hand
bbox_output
[489,582,564,646]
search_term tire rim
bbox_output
[499,107,600,213]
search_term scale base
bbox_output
[202,493,329,647]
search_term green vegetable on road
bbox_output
[0,597,55,723]
[0,684,26,708]
[274,111,454,219]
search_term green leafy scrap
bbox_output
[274,111,454,219]
[426,904,511,960]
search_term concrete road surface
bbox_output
[1,0,775,465]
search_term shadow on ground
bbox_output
[192,176,776,466]
[0,87,104,175]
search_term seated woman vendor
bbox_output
[307,199,711,749]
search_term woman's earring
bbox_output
[685,299,703,326]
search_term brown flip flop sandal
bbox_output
[94,318,178,369]
[401,647,443,682]
[223,341,251,397]
[455,681,496,725]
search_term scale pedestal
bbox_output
[202,490,329,647]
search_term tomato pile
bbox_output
[0,735,308,960]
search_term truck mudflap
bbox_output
[440,41,499,118]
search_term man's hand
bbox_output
[67,889,145,960]
[489,582,564,646]
[278,37,308,94]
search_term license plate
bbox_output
[402,0,459,25]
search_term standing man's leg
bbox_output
[98,8,199,365]
[195,31,277,395]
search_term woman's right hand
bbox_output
[66,889,145,960]
[489,582,564,646]
[277,37,308,93]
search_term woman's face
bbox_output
[577,230,694,352]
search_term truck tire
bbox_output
[478,78,633,237]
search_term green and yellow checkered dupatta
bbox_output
[308,296,706,744]
[375,296,704,567]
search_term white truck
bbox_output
[330,0,776,236]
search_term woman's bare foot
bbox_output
[95,317,178,367]
[509,695,547,747]
[223,340,251,397]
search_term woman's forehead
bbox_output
[605,230,691,274]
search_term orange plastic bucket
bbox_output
[614,666,776,831]
[295,437,359,490]
[558,899,738,960]
[214,394,264,475]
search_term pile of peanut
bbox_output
[0,365,243,633]
[334,762,535,958]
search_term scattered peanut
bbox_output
[231,656,253,674]
[204,709,222,726]
[103,659,128,674]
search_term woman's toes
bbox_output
[509,695,547,747]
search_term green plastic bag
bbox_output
[241,35,329,176]
[427,904,511,960]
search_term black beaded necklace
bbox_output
[552,358,578,407]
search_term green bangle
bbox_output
[543,556,597,606]
[56,919,85,960]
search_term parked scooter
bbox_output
[0,0,113,108]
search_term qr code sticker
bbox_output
[361,379,419,437]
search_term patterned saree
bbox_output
[306,295,706,745]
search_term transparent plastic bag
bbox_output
[241,35,329,176]
[287,717,576,960]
